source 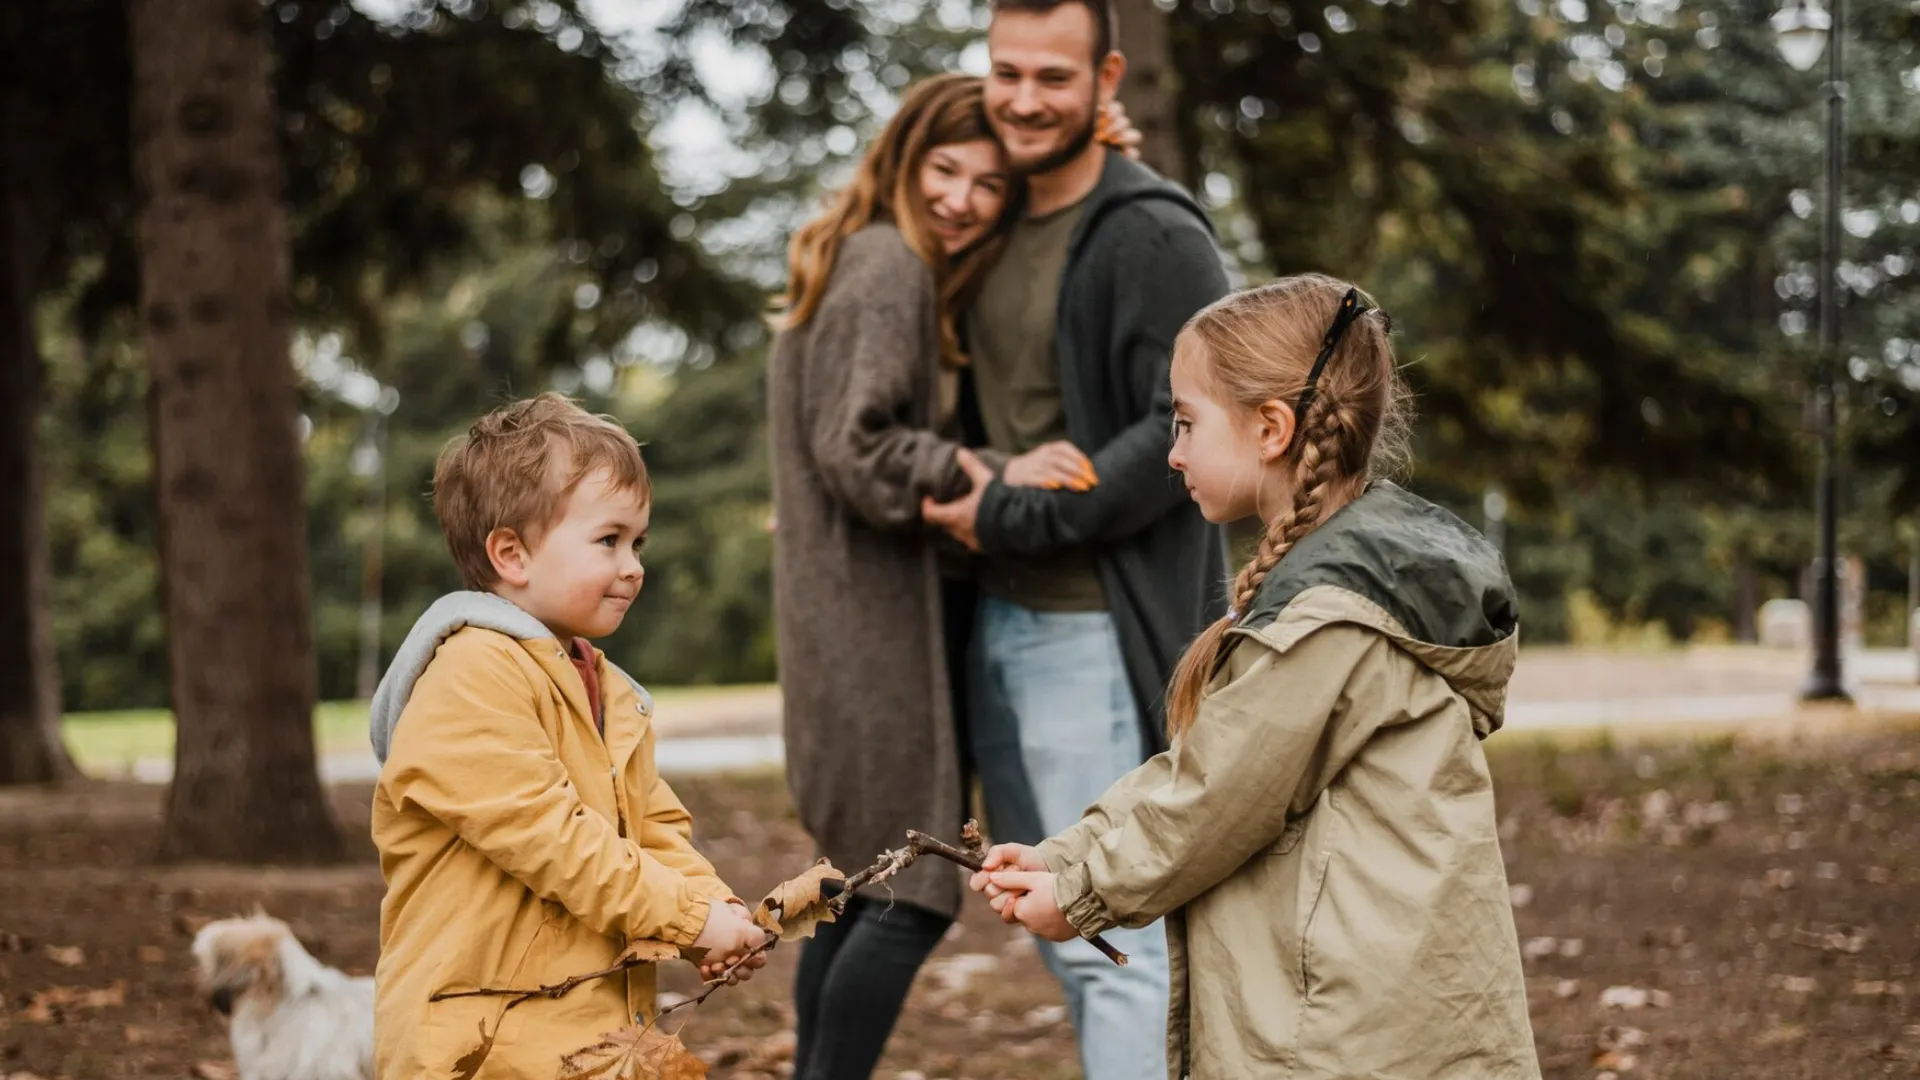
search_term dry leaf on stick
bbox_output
[557,1024,707,1080]
[753,860,845,942]
[450,1020,499,1080]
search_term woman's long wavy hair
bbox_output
[1163,274,1411,738]
[775,73,1013,366]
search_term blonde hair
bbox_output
[1164,274,1410,736]
[775,73,1011,366]
[432,392,650,590]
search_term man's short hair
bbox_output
[990,0,1119,64]
[432,392,650,590]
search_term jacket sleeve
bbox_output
[802,247,970,528]
[1049,624,1388,937]
[381,635,713,946]
[972,211,1229,555]
[637,760,740,907]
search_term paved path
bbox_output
[116,646,1920,784]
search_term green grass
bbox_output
[59,684,775,772]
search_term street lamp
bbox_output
[1774,0,1850,701]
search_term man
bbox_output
[922,2,1229,1077]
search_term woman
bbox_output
[768,74,1124,1078]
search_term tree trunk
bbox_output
[128,0,341,861]
[0,148,75,785]
[1114,0,1189,186]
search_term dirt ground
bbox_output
[4,718,1920,1080]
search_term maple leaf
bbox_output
[557,1024,707,1080]
[451,1019,498,1080]
[44,945,85,968]
[752,859,845,943]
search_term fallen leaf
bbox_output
[450,1019,498,1080]
[44,945,85,968]
[1522,936,1558,962]
[1509,883,1534,909]
[137,945,166,964]
[1854,980,1906,997]
[1554,979,1583,1000]
[618,940,681,966]
[1768,975,1819,994]
[0,931,27,952]
[1597,1025,1649,1052]
[1558,938,1586,959]
[1864,866,1892,884]
[6,1072,52,1080]
[1592,1050,1639,1072]
[125,1024,164,1045]
[190,1062,238,1080]
[558,1024,708,1079]
[80,981,127,1009]
[753,860,845,942]
[1757,1024,1807,1047]
[1599,986,1669,1010]
[16,981,127,1023]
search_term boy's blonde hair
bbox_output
[432,393,650,590]
[1165,274,1409,736]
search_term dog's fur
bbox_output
[191,914,374,1080]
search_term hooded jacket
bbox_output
[367,592,736,1079]
[971,152,1231,750]
[1036,483,1541,1079]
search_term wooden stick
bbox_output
[903,830,1129,967]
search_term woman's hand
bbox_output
[985,870,1078,942]
[1097,100,1145,161]
[1002,441,1097,491]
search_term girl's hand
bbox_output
[968,843,1049,895]
[986,870,1077,943]
[1002,441,1097,491]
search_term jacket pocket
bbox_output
[1297,791,1338,1000]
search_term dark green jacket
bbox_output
[973,153,1231,748]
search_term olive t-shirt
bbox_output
[964,199,1106,612]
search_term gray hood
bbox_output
[368,591,650,764]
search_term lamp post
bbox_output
[1773,0,1850,702]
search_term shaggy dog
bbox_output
[191,914,374,1080]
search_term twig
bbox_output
[832,824,1129,967]
[430,960,633,1005]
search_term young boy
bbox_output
[367,393,766,1078]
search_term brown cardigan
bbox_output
[767,222,973,916]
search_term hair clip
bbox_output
[1289,287,1374,445]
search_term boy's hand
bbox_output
[985,870,1077,943]
[690,900,771,983]
[968,843,1048,896]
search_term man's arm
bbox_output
[972,208,1229,556]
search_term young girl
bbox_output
[972,275,1540,1079]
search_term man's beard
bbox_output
[1004,99,1099,179]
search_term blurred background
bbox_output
[10,0,1920,726]
[4,1,1920,1075]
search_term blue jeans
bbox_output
[969,596,1170,1080]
